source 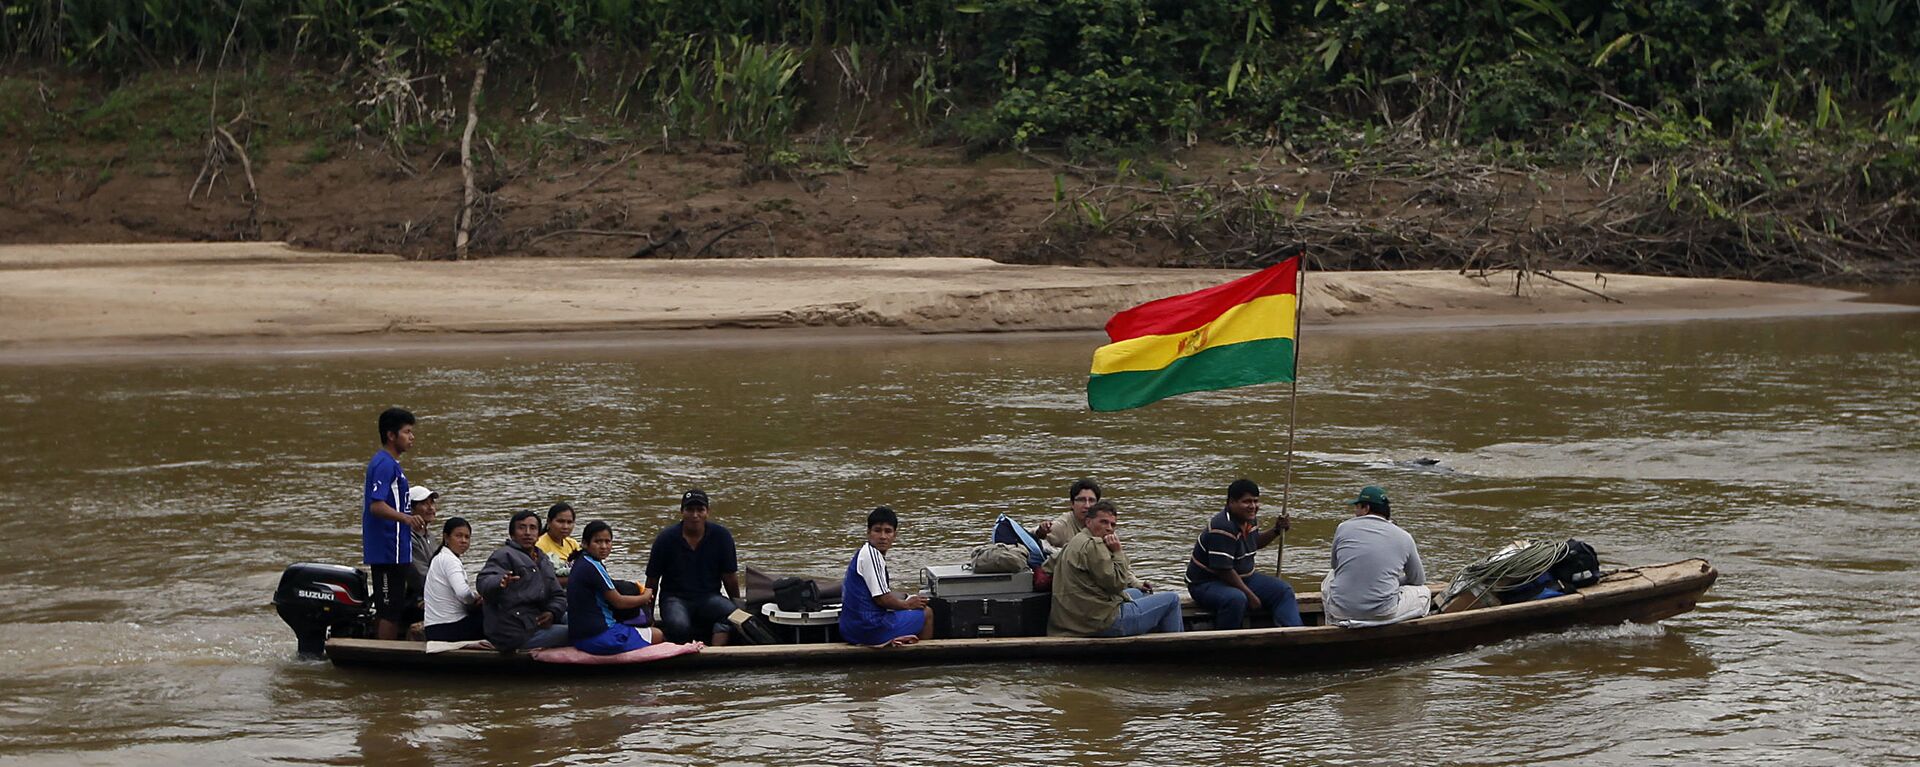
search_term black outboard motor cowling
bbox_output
[273,562,374,658]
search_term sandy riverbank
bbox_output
[0,243,1909,359]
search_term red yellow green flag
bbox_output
[1088,257,1300,411]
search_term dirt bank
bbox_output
[7,68,1914,285]
[1,243,1907,360]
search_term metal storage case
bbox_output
[921,564,1033,598]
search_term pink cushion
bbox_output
[530,641,703,665]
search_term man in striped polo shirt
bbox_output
[1184,479,1302,630]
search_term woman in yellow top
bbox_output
[535,502,581,588]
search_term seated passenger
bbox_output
[568,521,666,654]
[839,506,933,646]
[536,502,580,588]
[405,486,441,631]
[1047,501,1183,637]
[477,510,570,650]
[645,489,741,646]
[1185,479,1303,630]
[1033,478,1101,550]
[1322,485,1430,627]
[422,516,486,642]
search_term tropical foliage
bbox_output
[5,0,1916,150]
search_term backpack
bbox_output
[1032,565,1052,592]
[1550,539,1603,589]
[970,543,1030,574]
[991,514,1047,569]
[771,577,823,612]
[612,580,649,626]
[727,608,779,645]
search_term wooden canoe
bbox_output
[326,559,1716,673]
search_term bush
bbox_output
[3,0,1916,151]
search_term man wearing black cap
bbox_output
[1322,485,1429,627]
[645,489,742,645]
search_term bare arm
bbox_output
[602,588,652,610]
[370,500,423,532]
[721,572,741,601]
[875,591,928,611]
[1253,514,1289,549]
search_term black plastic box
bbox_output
[930,592,1052,638]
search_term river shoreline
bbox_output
[1,242,1912,364]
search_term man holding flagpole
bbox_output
[1184,479,1302,630]
[1086,254,1310,599]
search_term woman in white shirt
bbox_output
[423,517,485,642]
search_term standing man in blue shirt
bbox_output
[1185,478,1303,630]
[363,407,425,640]
[645,489,741,646]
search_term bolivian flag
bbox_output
[1088,257,1300,411]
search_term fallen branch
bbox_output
[190,1,249,212]
[528,228,653,246]
[556,148,639,201]
[214,125,258,205]
[692,220,756,258]
[1530,269,1622,303]
[631,228,686,258]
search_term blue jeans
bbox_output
[522,623,571,649]
[658,592,736,643]
[1190,574,1302,629]
[1095,589,1185,637]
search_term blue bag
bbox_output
[991,514,1047,569]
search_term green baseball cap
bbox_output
[1352,485,1389,506]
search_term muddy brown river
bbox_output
[1,311,1916,765]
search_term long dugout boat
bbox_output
[323,559,1717,673]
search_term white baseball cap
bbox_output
[408,486,438,503]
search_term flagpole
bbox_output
[1278,250,1306,576]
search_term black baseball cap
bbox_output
[681,489,710,509]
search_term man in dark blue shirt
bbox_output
[362,407,424,641]
[645,489,741,645]
[1184,478,1302,630]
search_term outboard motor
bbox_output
[273,562,374,658]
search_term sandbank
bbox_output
[0,242,1910,362]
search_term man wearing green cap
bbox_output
[1322,485,1430,627]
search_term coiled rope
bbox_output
[1441,539,1569,607]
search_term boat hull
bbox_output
[325,559,1716,673]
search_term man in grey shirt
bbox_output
[1322,485,1430,627]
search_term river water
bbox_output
[0,311,1916,766]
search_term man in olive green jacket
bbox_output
[1046,501,1185,637]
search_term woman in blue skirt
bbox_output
[568,521,665,654]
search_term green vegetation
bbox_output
[5,1,1915,152]
[3,1,1915,278]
